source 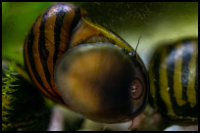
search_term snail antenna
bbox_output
[134,36,142,57]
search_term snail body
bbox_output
[148,38,198,125]
[24,2,149,123]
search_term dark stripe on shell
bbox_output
[38,7,59,98]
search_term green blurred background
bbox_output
[2,2,198,67]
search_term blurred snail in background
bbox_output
[24,2,149,123]
[148,38,198,125]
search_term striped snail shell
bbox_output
[148,38,198,125]
[24,2,149,123]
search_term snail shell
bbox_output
[148,38,198,125]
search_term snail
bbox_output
[148,38,198,125]
[24,2,149,123]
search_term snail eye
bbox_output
[130,78,144,100]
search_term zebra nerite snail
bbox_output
[148,38,198,125]
[24,2,149,123]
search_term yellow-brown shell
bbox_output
[148,38,198,125]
